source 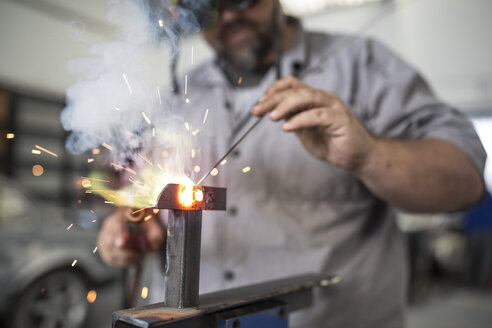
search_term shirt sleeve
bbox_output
[357,38,487,174]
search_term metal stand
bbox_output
[165,210,202,308]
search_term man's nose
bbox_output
[220,7,242,24]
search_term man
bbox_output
[98,0,486,326]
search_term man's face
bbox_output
[200,0,277,71]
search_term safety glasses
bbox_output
[176,0,260,30]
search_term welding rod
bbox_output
[196,114,264,185]
[197,0,410,185]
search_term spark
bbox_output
[71,259,77,267]
[114,106,121,111]
[67,224,73,230]
[88,158,94,163]
[92,149,100,155]
[191,149,195,158]
[185,98,190,103]
[184,75,188,95]
[153,209,160,214]
[32,165,44,176]
[102,143,113,151]
[104,201,114,204]
[81,177,110,183]
[158,19,163,27]
[111,163,137,175]
[142,112,152,125]
[6,133,15,139]
[122,73,133,94]
[87,290,97,303]
[85,191,93,194]
[138,153,152,166]
[157,86,162,104]
[92,220,96,223]
[238,76,242,85]
[185,122,190,131]
[192,129,200,136]
[203,109,209,124]
[191,46,194,65]
[141,286,149,299]
[131,207,150,215]
[128,177,140,185]
[78,200,82,204]
[144,215,152,221]
[81,178,92,188]
[157,163,164,171]
[32,149,41,155]
[152,128,155,137]
[242,166,251,173]
[93,246,98,253]
[194,165,200,173]
[90,210,95,213]
[220,159,227,166]
[211,168,219,176]
[35,145,58,157]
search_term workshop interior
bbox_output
[1,0,492,327]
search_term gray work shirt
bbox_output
[156,26,486,328]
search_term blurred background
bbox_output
[0,0,491,327]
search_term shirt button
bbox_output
[223,270,235,281]
[224,100,232,111]
[228,206,238,216]
[231,149,240,158]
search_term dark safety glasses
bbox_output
[176,0,260,31]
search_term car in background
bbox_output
[0,176,119,328]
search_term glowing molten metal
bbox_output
[178,184,204,208]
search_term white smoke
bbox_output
[61,0,193,179]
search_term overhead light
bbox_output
[280,0,387,16]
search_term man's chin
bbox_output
[224,50,258,71]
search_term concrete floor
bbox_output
[407,287,492,328]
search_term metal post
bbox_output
[165,209,202,308]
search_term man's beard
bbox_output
[218,18,275,72]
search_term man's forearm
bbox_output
[355,138,485,213]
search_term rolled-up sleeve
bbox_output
[357,38,487,174]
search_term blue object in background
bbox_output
[464,191,492,233]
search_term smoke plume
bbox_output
[61,0,201,183]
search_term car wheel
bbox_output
[10,269,89,328]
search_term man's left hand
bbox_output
[252,76,374,173]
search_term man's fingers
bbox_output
[269,89,335,121]
[107,248,143,267]
[282,107,343,132]
[252,89,296,116]
[143,216,165,251]
[263,75,305,97]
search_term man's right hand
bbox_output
[97,207,165,267]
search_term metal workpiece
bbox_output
[156,184,226,211]
[112,273,339,328]
[165,210,202,308]
[155,183,227,309]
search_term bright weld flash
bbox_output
[178,184,194,207]
[195,189,204,202]
[178,184,204,207]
